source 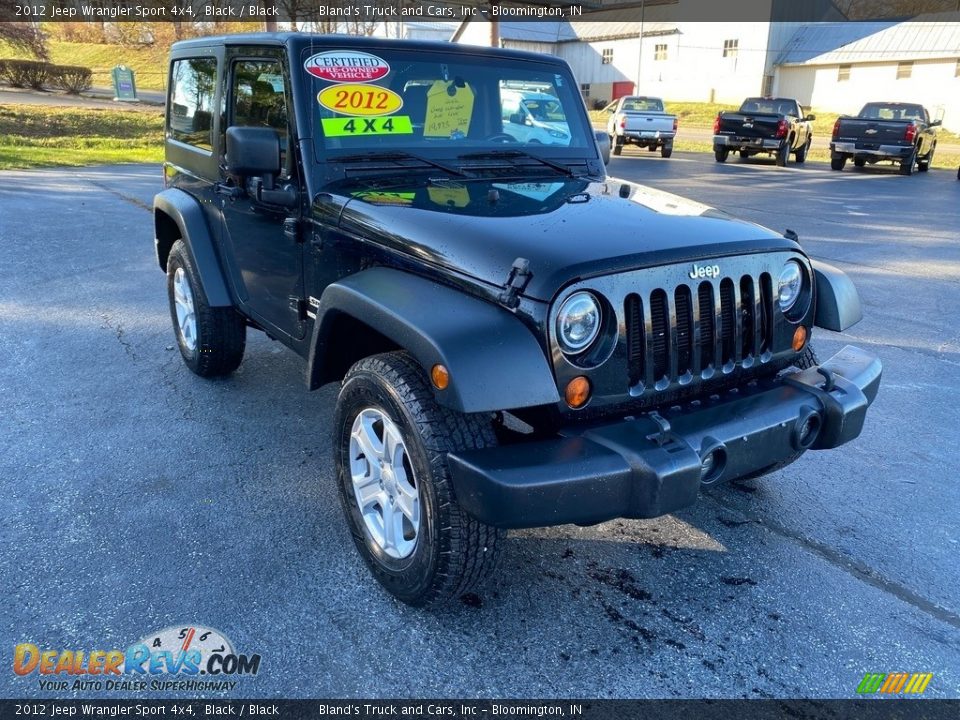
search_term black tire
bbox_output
[612,141,623,156]
[660,144,673,159]
[795,136,811,164]
[333,351,502,607]
[739,150,750,159]
[738,346,820,482]
[853,157,866,168]
[957,165,960,180]
[899,148,916,176]
[166,240,245,377]
[917,143,934,172]
[648,145,658,152]
[830,156,846,171]
[775,140,790,167]
[714,148,729,163]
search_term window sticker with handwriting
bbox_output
[424,81,474,138]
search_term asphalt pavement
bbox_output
[1,155,959,700]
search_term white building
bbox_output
[774,18,960,131]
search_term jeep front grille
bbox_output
[626,273,774,390]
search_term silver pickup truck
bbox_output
[603,96,678,158]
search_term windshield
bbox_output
[621,97,664,112]
[302,47,591,162]
[858,103,926,121]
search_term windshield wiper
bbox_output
[329,151,469,178]
[457,150,578,178]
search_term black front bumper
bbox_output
[448,346,881,529]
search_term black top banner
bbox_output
[3,0,960,23]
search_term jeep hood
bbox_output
[330,177,798,302]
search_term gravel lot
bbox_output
[1,155,958,699]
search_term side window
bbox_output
[229,60,289,159]
[169,58,217,150]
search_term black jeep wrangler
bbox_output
[154,34,881,606]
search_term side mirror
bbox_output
[509,113,524,125]
[594,130,610,166]
[804,114,816,121]
[225,126,295,207]
[226,126,281,176]
[930,119,942,127]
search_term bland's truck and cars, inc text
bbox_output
[155,34,881,606]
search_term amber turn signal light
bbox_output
[792,326,807,352]
[565,376,591,409]
[431,364,450,390]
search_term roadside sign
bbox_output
[112,66,138,102]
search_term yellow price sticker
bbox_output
[318,84,403,117]
[351,191,416,206]
[322,116,413,137]
[424,81,474,138]
[427,184,470,208]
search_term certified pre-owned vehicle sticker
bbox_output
[305,51,390,83]
[318,84,403,117]
[322,115,413,137]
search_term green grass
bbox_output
[0,40,169,91]
[0,105,163,169]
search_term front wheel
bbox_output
[166,240,245,377]
[917,143,935,172]
[795,136,811,164]
[714,148,729,163]
[333,352,502,607]
[612,140,623,156]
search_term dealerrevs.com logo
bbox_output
[13,625,260,692]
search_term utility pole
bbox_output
[490,1,500,47]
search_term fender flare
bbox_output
[307,267,560,414]
[812,260,863,332]
[153,189,232,307]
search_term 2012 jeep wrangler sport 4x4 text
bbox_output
[154,34,881,606]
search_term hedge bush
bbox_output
[50,65,93,94]
[2,60,50,89]
[0,60,94,94]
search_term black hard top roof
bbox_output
[170,32,566,66]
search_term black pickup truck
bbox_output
[713,97,814,166]
[830,102,940,175]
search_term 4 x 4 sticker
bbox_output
[305,51,390,83]
[322,116,413,137]
[318,84,402,117]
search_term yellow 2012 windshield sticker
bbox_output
[318,84,403,117]
[322,116,413,137]
[424,81,474,138]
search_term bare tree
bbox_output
[0,22,47,59]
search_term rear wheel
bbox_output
[853,157,866,168]
[647,145,658,152]
[334,352,501,607]
[899,148,916,175]
[714,148,729,163]
[830,156,846,171]
[166,240,245,377]
[660,143,673,159]
[795,136,811,164]
[612,139,623,156]
[775,140,790,167]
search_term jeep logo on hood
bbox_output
[689,263,721,279]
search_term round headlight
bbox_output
[777,260,804,312]
[556,292,601,354]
